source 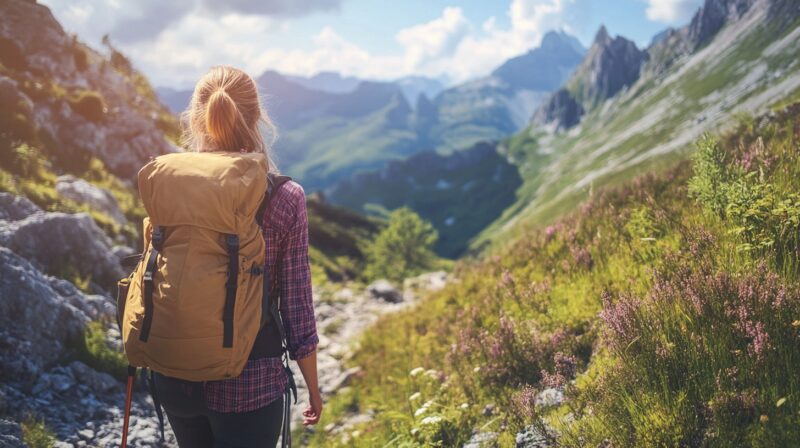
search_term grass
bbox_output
[303,101,800,447]
[22,417,56,448]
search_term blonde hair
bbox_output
[182,65,278,171]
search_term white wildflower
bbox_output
[460,403,469,409]
[409,367,425,377]
[414,407,427,417]
[420,416,443,425]
[409,392,421,401]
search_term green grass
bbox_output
[303,101,800,447]
[22,418,56,448]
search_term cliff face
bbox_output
[0,0,177,180]
[533,26,645,130]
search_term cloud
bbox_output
[42,0,343,44]
[393,0,573,83]
[396,7,471,73]
[645,0,702,23]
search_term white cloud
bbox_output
[396,7,471,73]
[44,0,574,87]
[645,0,702,23]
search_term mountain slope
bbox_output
[476,0,800,252]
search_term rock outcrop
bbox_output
[0,0,177,180]
[531,88,585,130]
[56,175,127,226]
[0,211,125,288]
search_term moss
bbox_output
[76,321,128,381]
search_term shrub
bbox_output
[68,90,105,123]
[364,207,438,282]
[77,321,128,381]
[22,417,55,448]
[0,36,27,71]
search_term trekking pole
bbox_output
[120,365,137,448]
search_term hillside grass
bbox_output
[303,102,800,447]
[473,18,800,254]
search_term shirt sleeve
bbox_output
[279,184,318,360]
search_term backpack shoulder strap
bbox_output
[256,173,292,225]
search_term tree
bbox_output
[364,207,438,282]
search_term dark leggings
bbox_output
[153,373,284,448]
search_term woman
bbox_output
[153,65,322,447]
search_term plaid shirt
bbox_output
[204,180,318,413]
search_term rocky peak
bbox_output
[571,25,647,107]
[491,30,585,92]
[687,0,756,48]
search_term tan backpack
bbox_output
[115,151,297,447]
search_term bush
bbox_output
[22,417,55,448]
[364,207,438,282]
[0,37,27,71]
[68,90,105,123]
[77,321,128,381]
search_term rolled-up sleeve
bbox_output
[279,185,318,360]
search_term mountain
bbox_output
[424,30,585,153]
[154,86,192,115]
[475,0,800,251]
[328,141,522,257]
[285,71,361,94]
[533,26,647,129]
[153,31,584,193]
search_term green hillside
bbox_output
[304,97,800,447]
[474,9,800,253]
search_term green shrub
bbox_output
[364,207,438,282]
[68,90,105,123]
[77,321,127,381]
[22,417,55,448]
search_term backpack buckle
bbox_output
[143,270,153,282]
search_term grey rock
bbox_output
[69,361,119,393]
[325,366,361,393]
[515,424,552,447]
[0,419,26,448]
[535,388,564,407]
[482,403,495,416]
[56,175,127,226]
[0,247,88,381]
[0,211,125,287]
[463,431,498,448]
[367,279,402,303]
[532,88,584,130]
[0,192,41,221]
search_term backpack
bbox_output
[115,151,296,446]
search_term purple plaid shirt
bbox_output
[204,180,318,413]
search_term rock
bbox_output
[0,192,41,221]
[482,403,496,416]
[325,366,362,393]
[403,270,449,301]
[0,247,88,382]
[531,88,584,131]
[515,424,552,447]
[0,211,125,287]
[0,419,25,447]
[77,428,95,440]
[367,279,402,303]
[56,175,127,226]
[535,388,564,407]
[463,431,498,448]
[69,361,119,393]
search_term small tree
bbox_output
[364,207,438,282]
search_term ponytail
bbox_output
[182,66,279,171]
[205,89,244,152]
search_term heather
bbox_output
[304,104,800,447]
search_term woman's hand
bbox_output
[297,351,322,425]
[303,389,323,426]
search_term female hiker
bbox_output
[146,65,322,447]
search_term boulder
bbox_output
[56,175,127,226]
[0,192,41,221]
[0,247,88,383]
[367,279,402,303]
[0,211,125,287]
[0,419,25,448]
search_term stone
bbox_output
[463,431,498,448]
[325,366,362,393]
[535,388,564,407]
[0,419,26,447]
[69,361,119,393]
[56,175,127,226]
[0,211,125,288]
[0,192,41,221]
[367,279,402,303]
[515,424,553,447]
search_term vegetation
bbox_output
[363,207,440,283]
[22,417,56,448]
[68,90,105,123]
[305,103,800,447]
[75,321,128,381]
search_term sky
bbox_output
[42,0,703,89]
